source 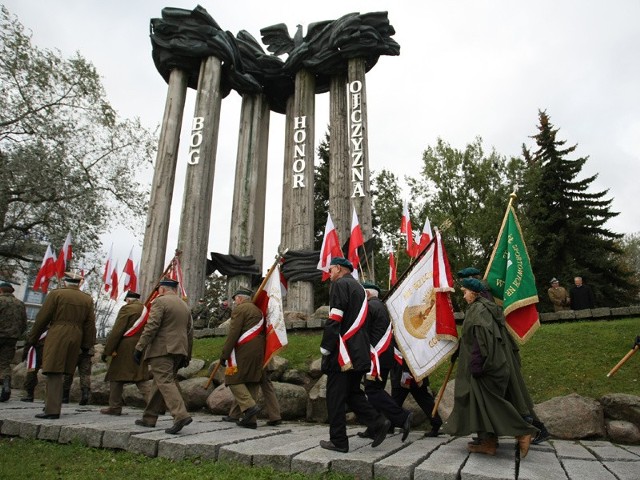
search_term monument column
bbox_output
[176,56,223,305]
[282,69,315,314]
[347,57,373,279]
[140,68,188,298]
[228,93,270,297]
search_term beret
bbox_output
[361,282,380,294]
[329,257,354,272]
[461,277,486,293]
[232,287,253,298]
[457,267,481,278]
[159,278,179,288]
[0,281,14,291]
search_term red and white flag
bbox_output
[123,247,138,293]
[33,245,57,293]
[109,260,119,300]
[254,264,288,367]
[385,229,458,381]
[388,251,398,288]
[54,232,72,279]
[347,207,364,279]
[415,216,433,256]
[317,213,343,281]
[103,244,114,292]
[401,199,416,258]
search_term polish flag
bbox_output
[389,251,398,288]
[416,216,433,256]
[103,245,114,292]
[54,232,72,279]
[122,247,137,292]
[401,199,415,258]
[109,260,119,300]
[33,244,57,293]
[317,213,343,281]
[254,264,288,366]
[347,207,364,279]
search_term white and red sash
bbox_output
[26,331,47,370]
[367,323,392,380]
[226,317,264,375]
[332,295,368,371]
[393,347,422,388]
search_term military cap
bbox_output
[232,287,253,299]
[159,278,179,288]
[0,281,14,292]
[550,277,559,284]
[124,291,141,300]
[461,277,486,293]
[330,257,354,272]
[457,267,482,278]
[63,271,83,283]
[361,282,381,294]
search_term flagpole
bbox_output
[482,192,517,280]
[607,345,639,377]
[251,248,289,303]
[432,359,455,418]
[143,249,182,304]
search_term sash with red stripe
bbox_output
[26,331,47,370]
[367,323,392,380]
[331,294,368,372]
[226,317,264,376]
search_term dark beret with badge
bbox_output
[457,267,481,279]
[329,256,354,272]
[461,277,486,293]
[361,281,381,294]
[232,287,253,299]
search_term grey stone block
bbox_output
[574,309,593,319]
[627,305,640,315]
[560,458,618,480]
[607,460,640,480]
[460,437,515,479]
[610,307,631,316]
[251,430,325,472]
[518,450,568,480]
[539,312,557,322]
[414,437,469,480]
[552,440,597,460]
[557,310,576,320]
[590,308,611,318]
[582,440,640,461]
[374,436,448,480]
[58,424,102,447]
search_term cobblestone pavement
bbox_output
[1,399,639,479]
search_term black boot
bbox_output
[0,377,11,402]
[21,388,34,402]
[62,388,70,404]
[79,387,90,405]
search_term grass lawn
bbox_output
[194,317,640,403]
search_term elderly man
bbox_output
[547,278,570,312]
[26,272,96,419]
[220,287,265,429]
[0,281,27,402]
[100,291,150,415]
[359,281,413,441]
[134,278,193,434]
[319,257,391,453]
[570,276,595,310]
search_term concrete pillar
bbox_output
[176,56,223,306]
[140,68,188,298]
[228,93,270,297]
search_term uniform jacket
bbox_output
[136,292,192,360]
[28,286,96,375]
[547,286,570,311]
[221,301,265,385]
[104,300,149,382]
[0,292,27,339]
[366,296,394,371]
[321,274,371,373]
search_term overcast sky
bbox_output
[5,0,640,275]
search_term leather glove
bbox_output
[219,358,227,367]
[101,353,108,363]
[133,350,143,365]
[634,335,640,349]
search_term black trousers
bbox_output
[326,369,384,449]
[391,373,442,429]
[364,368,410,428]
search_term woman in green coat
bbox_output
[443,278,537,457]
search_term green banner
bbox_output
[485,204,539,317]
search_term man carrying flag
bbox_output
[319,257,391,453]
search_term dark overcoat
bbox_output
[366,296,394,370]
[104,300,149,382]
[28,286,96,375]
[221,301,265,385]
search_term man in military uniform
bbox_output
[134,278,193,434]
[101,291,150,415]
[26,272,96,418]
[319,257,391,453]
[62,346,93,405]
[220,287,265,429]
[191,298,209,329]
[547,278,570,312]
[0,281,27,402]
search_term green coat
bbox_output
[28,286,96,375]
[0,292,27,339]
[104,300,149,382]
[221,301,265,385]
[443,297,537,437]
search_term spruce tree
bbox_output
[522,110,637,308]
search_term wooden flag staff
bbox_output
[607,344,639,377]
